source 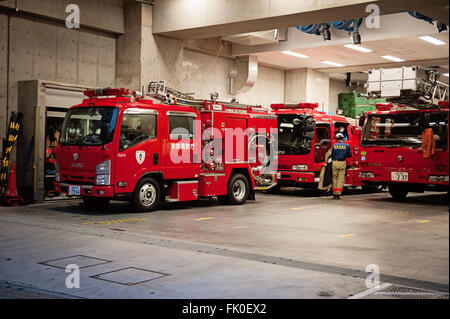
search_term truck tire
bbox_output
[82,197,110,210]
[131,177,160,212]
[226,173,250,205]
[388,184,408,200]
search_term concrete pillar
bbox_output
[140,4,185,91]
[116,2,185,92]
[116,0,143,91]
[116,3,285,107]
[285,68,330,112]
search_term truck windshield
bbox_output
[277,114,314,155]
[60,107,119,146]
[361,111,448,148]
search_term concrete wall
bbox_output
[284,68,330,112]
[0,12,117,152]
[0,14,8,143]
[329,79,352,114]
[0,0,124,152]
[0,0,124,34]
[138,4,285,108]
[141,40,285,107]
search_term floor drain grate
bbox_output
[39,255,112,269]
[375,285,449,299]
[90,267,169,286]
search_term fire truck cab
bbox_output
[271,103,361,190]
[54,87,278,212]
[358,102,449,199]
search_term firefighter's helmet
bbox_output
[335,133,344,140]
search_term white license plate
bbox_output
[68,185,81,196]
[391,172,408,182]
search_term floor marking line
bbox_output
[347,283,392,299]
[339,233,355,238]
[418,220,430,223]
[194,217,214,221]
[82,217,148,226]
[291,207,305,211]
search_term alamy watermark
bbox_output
[65,4,80,29]
[65,264,80,289]
[365,264,380,288]
[365,4,381,29]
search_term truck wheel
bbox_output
[132,177,160,212]
[388,184,408,200]
[226,174,250,205]
[82,197,110,210]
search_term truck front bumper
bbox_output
[358,169,449,186]
[54,182,114,197]
[277,171,317,183]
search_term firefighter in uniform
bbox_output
[331,133,352,200]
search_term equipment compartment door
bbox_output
[225,116,248,164]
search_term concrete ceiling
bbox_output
[253,31,449,71]
[229,12,449,81]
[152,0,449,39]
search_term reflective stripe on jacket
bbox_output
[331,142,352,161]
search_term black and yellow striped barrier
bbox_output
[0,112,23,194]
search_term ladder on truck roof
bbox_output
[365,66,449,109]
[147,80,263,110]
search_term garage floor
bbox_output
[0,189,448,299]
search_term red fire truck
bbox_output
[54,84,278,211]
[271,102,362,191]
[357,66,449,200]
[358,101,449,200]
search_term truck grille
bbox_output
[62,175,95,185]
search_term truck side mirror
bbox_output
[358,113,366,127]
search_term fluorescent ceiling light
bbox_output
[381,55,405,62]
[419,35,446,46]
[443,73,449,77]
[281,51,309,58]
[344,44,372,53]
[322,60,345,67]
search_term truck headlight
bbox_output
[55,161,60,182]
[292,165,308,171]
[96,174,111,186]
[428,175,449,182]
[96,159,111,174]
[96,160,111,185]
[359,172,374,178]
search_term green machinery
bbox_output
[338,93,386,118]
